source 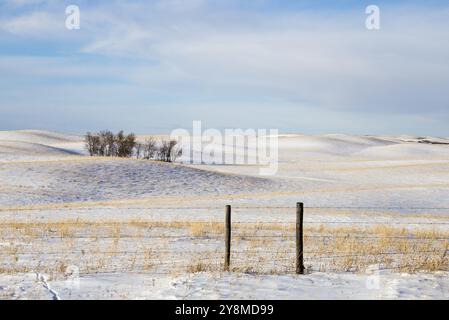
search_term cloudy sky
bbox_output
[0,0,448,135]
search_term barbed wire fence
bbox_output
[0,203,448,276]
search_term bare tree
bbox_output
[85,132,95,156]
[115,131,136,158]
[93,130,115,157]
[169,140,182,162]
[157,139,182,162]
[124,133,137,157]
[135,143,143,159]
[142,138,157,160]
[115,131,125,157]
[104,131,115,156]
[85,132,103,156]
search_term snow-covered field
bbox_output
[0,130,448,300]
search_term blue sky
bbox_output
[1,0,449,135]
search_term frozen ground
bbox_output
[0,130,448,299]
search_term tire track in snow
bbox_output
[36,273,61,300]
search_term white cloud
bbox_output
[1,11,63,36]
[5,0,48,7]
[74,4,449,115]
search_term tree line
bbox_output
[85,130,182,162]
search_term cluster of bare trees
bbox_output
[85,130,135,157]
[85,131,182,162]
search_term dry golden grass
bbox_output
[0,218,447,275]
[186,261,210,273]
[189,222,223,237]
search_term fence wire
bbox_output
[0,204,448,274]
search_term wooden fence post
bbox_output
[224,205,231,271]
[296,202,304,274]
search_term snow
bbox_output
[0,159,275,207]
[0,130,82,145]
[0,130,85,162]
[1,271,448,300]
[0,130,448,299]
[165,271,449,300]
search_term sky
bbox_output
[0,0,448,135]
